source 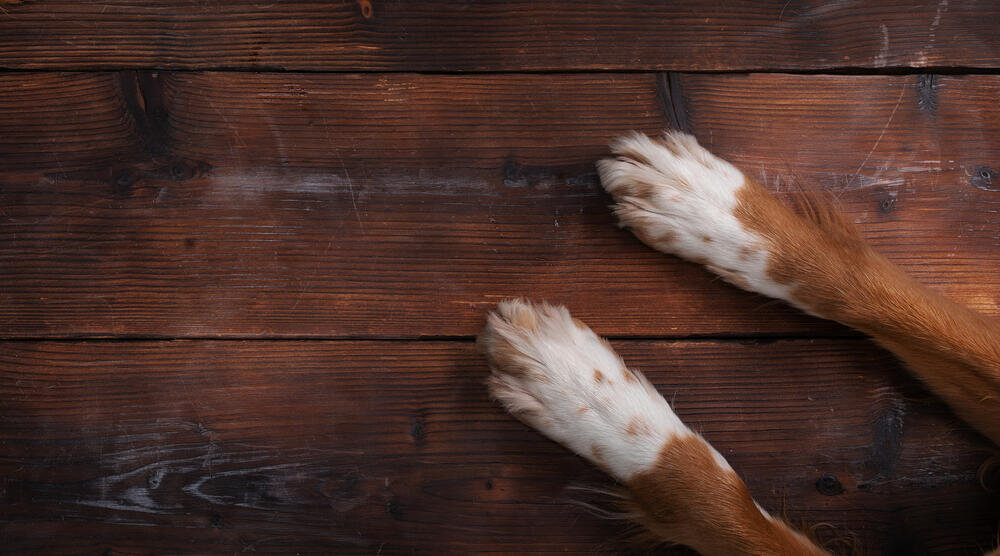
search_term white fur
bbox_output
[481,299,732,482]
[596,131,794,304]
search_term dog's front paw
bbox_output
[596,132,793,303]
[478,298,691,481]
[478,300,827,555]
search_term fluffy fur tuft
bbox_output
[597,131,794,302]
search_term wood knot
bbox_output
[112,168,136,198]
[879,197,895,213]
[410,415,426,445]
[970,165,999,192]
[815,473,845,496]
[359,0,373,20]
[386,496,403,519]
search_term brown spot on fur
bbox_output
[656,228,677,245]
[479,338,548,383]
[626,434,826,555]
[593,369,605,383]
[577,406,589,414]
[625,416,650,437]
[591,444,605,467]
[623,368,638,383]
[504,304,539,331]
[701,235,713,243]
[615,146,652,167]
[477,312,550,384]
[625,220,676,249]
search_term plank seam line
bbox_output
[0,333,865,343]
[1,67,1000,76]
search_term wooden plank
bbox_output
[0,339,995,554]
[1,1,999,71]
[2,72,999,338]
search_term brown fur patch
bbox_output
[626,434,827,555]
[733,177,1000,444]
[593,369,605,383]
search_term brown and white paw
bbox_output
[478,298,711,481]
[596,131,793,303]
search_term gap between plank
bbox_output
[1,66,1000,76]
[0,332,864,343]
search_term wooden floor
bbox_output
[2,2,999,554]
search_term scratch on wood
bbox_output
[851,83,906,185]
[336,151,365,231]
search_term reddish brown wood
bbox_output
[3,3,997,554]
[0,1,999,71]
[0,339,996,554]
[2,72,998,338]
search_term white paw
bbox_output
[596,131,792,303]
[478,298,700,481]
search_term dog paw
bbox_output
[478,298,694,481]
[596,131,793,302]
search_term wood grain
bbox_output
[4,3,998,554]
[1,1,999,71]
[2,72,999,338]
[1,339,996,554]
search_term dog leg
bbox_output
[479,299,827,555]
[598,131,1000,446]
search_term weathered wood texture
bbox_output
[2,72,998,338]
[1,339,996,554]
[4,1,1000,554]
[1,1,999,71]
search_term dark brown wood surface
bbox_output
[3,2,1000,554]
[2,72,998,338]
[1,339,996,554]
[1,1,1000,71]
